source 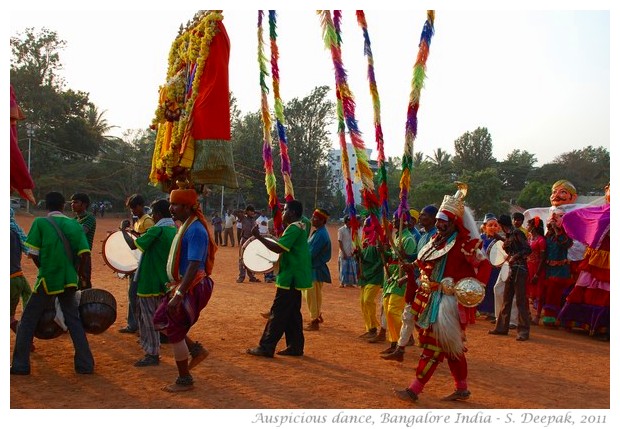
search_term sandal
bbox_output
[162,375,194,392]
[188,342,209,370]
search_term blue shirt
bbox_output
[180,221,208,274]
[308,225,332,283]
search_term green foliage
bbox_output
[452,126,496,173]
[458,168,508,218]
[498,149,537,191]
[516,181,551,208]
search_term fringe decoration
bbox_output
[319,10,359,237]
[356,10,388,245]
[320,10,381,239]
[434,294,465,358]
[397,10,435,219]
[268,10,294,235]
[257,11,283,234]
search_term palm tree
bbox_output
[427,148,452,170]
[85,104,118,139]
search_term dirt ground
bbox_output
[9,213,610,410]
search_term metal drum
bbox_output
[78,288,117,334]
[454,277,486,307]
[101,230,141,275]
[34,299,64,340]
[487,239,508,267]
[241,235,280,274]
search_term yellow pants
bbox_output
[360,284,381,331]
[383,293,405,343]
[303,281,323,320]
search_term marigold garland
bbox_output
[149,10,224,188]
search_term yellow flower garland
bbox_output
[150,10,224,187]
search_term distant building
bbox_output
[328,144,377,208]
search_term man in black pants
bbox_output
[489,214,532,341]
[246,200,312,357]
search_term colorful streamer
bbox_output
[268,11,295,207]
[397,10,435,218]
[320,10,381,238]
[257,10,282,234]
[356,10,389,243]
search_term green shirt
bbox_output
[76,212,97,249]
[135,225,177,296]
[275,221,312,290]
[382,229,417,297]
[25,214,90,294]
[359,245,384,286]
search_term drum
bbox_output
[487,239,508,267]
[78,288,117,334]
[102,230,141,274]
[454,277,486,307]
[34,299,64,340]
[241,235,280,274]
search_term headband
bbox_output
[313,209,329,222]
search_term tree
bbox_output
[11,27,110,195]
[10,27,66,90]
[517,181,550,209]
[459,168,507,219]
[452,126,496,173]
[498,149,537,191]
[277,86,335,212]
[427,147,453,172]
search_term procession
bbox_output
[9,9,610,412]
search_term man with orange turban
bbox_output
[153,184,217,392]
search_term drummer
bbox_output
[120,199,177,367]
[11,191,94,375]
[118,194,155,335]
[246,200,312,358]
[488,214,532,341]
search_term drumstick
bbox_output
[256,253,278,264]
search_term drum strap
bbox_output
[45,217,78,269]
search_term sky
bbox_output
[6,2,613,167]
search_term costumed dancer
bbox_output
[378,211,418,356]
[558,183,610,339]
[357,217,385,339]
[538,209,574,327]
[524,180,588,286]
[477,213,500,320]
[526,216,547,324]
[394,184,491,403]
[153,184,216,392]
[382,205,438,362]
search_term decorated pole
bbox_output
[397,10,435,219]
[257,10,283,234]
[319,10,358,236]
[320,10,381,239]
[355,10,389,244]
[268,11,295,205]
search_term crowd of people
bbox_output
[10,179,610,400]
